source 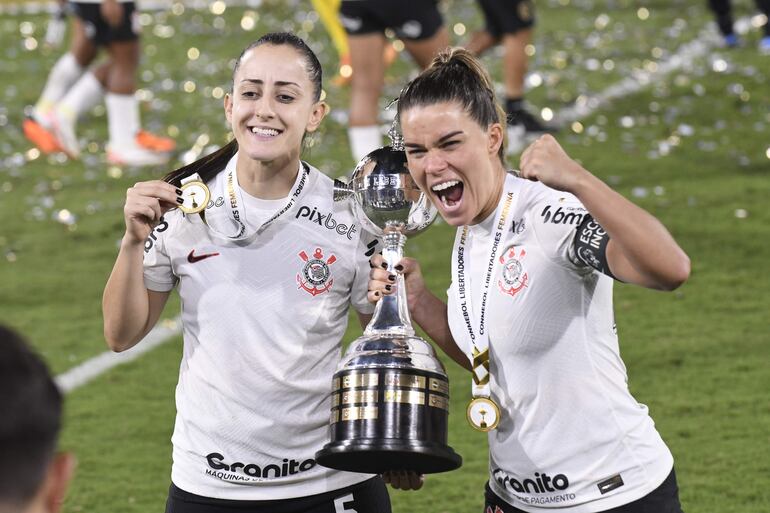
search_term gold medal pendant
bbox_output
[467,397,500,432]
[179,180,210,214]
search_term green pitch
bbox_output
[0,0,768,511]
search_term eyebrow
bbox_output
[404,130,464,148]
[240,79,301,89]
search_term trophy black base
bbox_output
[316,439,462,474]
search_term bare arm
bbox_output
[520,135,691,290]
[368,255,471,370]
[103,181,181,352]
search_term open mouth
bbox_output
[248,126,282,138]
[431,180,464,208]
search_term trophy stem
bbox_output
[365,232,415,336]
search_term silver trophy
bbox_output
[315,147,462,474]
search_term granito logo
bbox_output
[492,468,571,495]
[144,216,169,253]
[540,205,586,225]
[296,205,357,240]
[205,452,316,482]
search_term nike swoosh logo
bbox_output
[187,249,220,263]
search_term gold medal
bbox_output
[179,179,210,214]
[467,397,500,432]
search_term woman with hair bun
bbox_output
[369,47,690,513]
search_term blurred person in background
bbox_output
[707,0,770,52]
[0,325,76,513]
[23,0,175,166]
[466,0,557,155]
[339,0,450,162]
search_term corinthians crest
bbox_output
[498,246,529,297]
[297,247,336,296]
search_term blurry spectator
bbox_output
[0,325,75,513]
[707,0,770,52]
[339,0,450,162]
[466,0,557,155]
[23,0,175,166]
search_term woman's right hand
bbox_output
[367,254,427,313]
[123,181,182,245]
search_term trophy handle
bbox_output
[365,232,415,336]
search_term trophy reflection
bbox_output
[315,146,462,474]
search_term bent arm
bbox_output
[369,255,470,370]
[410,288,470,371]
[520,135,690,290]
[572,172,690,290]
[103,238,170,352]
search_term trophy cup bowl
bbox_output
[315,147,462,474]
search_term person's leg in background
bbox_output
[347,31,388,162]
[24,15,97,153]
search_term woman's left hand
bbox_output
[519,134,588,194]
[382,470,425,490]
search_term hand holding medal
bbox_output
[122,180,184,244]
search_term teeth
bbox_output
[250,127,280,136]
[432,180,460,192]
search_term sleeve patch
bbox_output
[573,215,615,279]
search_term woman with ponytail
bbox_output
[369,48,691,513]
[103,32,396,512]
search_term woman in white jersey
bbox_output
[368,48,691,513]
[103,32,393,513]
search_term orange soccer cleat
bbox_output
[23,117,62,154]
[136,130,176,153]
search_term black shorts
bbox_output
[477,0,535,36]
[484,468,684,513]
[71,1,139,46]
[339,0,443,40]
[165,477,391,513]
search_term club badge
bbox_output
[498,246,529,297]
[297,247,336,296]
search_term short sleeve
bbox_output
[350,231,379,315]
[142,214,178,292]
[530,194,592,274]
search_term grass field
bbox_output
[1,0,769,511]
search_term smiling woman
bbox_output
[101,32,396,513]
[369,47,691,513]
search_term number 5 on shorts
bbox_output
[334,493,358,513]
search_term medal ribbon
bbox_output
[193,154,310,243]
[452,180,515,400]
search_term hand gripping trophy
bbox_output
[315,146,462,474]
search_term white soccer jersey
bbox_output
[447,173,673,512]
[143,156,377,500]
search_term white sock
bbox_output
[348,125,382,162]
[106,93,140,148]
[55,72,104,126]
[34,53,84,123]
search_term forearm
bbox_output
[411,289,470,370]
[572,169,690,290]
[102,238,155,351]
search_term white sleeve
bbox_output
[530,194,593,274]
[350,231,379,315]
[142,214,178,292]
